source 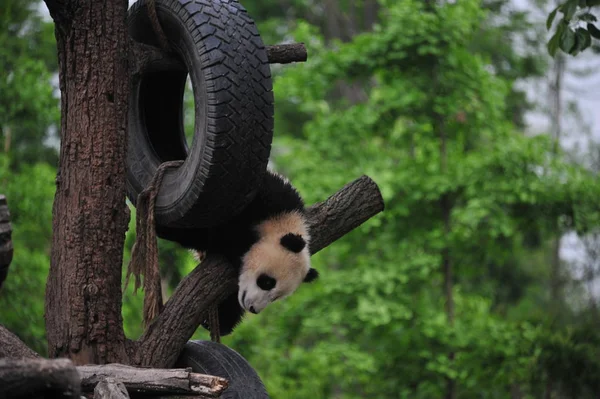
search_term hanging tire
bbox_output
[175,340,270,398]
[127,0,274,228]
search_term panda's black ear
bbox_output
[280,233,306,253]
[303,268,319,283]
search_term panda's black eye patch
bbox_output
[280,233,306,253]
[257,274,276,291]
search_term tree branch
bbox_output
[306,175,385,254]
[0,358,80,399]
[79,363,228,397]
[136,175,384,368]
[0,325,40,359]
[129,41,307,76]
[266,43,308,64]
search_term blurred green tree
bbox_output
[0,0,59,169]
[220,1,600,397]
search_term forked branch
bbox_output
[136,175,384,368]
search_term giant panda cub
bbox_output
[155,170,319,336]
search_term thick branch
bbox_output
[0,195,13,290]
[129,41,307,76]
[266,43,308,64]
[0,325,40,359]
[136,175,383,368]
[79,363,228,397]
[306,175,384,254]
[0,358,81,399]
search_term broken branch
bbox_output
[79,363,228,397]
[136,175,384,368]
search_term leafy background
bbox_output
[2,0,600,397]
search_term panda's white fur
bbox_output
[238,211,311,314]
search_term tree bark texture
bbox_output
[136,175,384,368]
[79,363,228,397]
[0,358,81,399]
[0,324,41,359]
[44,0,131,364]
[94,378,131,399]
[0,195,13,291]
[265,43,307,64]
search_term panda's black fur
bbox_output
[155,170,313,336]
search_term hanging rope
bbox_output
[124,160,183,327]
[124,159,224,341]
[146,0,170,51]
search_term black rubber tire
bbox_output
[127,0,274,228]
[175,340,270,398]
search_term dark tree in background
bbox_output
[43,0,130,364]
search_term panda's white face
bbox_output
[237,211,318,314]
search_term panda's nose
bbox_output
[249,306,257,314]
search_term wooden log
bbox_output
[0,194,13,290]
[94,378,130,399]
[0,324,41,359]
[136,175,384,368]
[129,41,307,76]
[78,363,228,397]
[0,358,81,399]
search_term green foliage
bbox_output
[0,154,55,355]
[0,0,59,169]
[546,1,600,56]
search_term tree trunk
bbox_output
[44,0,130,364]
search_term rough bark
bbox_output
[79,363,228,397]
[0,195,13,290]
[94,378,131,399]
[265,43,307,64]
[305,175,384,255]
[0,324,41,359]
[0,358,81,399]
[136,175,384,368]
[43,0,131,364]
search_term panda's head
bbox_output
[238,211,318,314]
